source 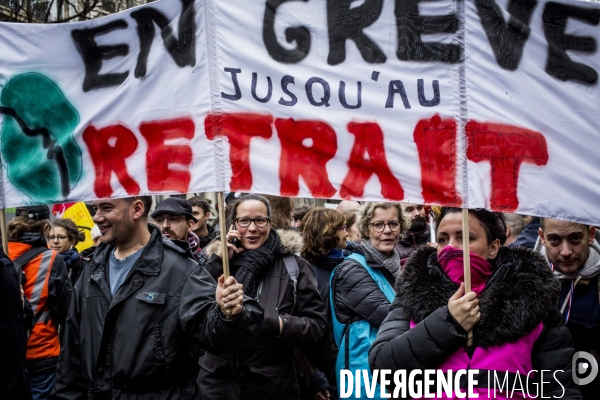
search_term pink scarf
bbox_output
[437,246,493,295]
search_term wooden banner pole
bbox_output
[217,192,230,279]
[428,210,436,243]
[462,208,473,344]
[0,209,7,254]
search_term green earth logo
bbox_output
[1,73,83,203]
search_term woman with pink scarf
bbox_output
[369,208,580,400]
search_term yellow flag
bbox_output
[62,202,94,252]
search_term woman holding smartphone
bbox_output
[199,194,327,400]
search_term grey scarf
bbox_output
[361,238,400,278]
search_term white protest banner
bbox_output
[464,0,600,224]
[207,0,461,207]
[1,0,599,226]
[0,0,216,208]
[206,0,600,225]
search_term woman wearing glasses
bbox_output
[199,194,327,400]
[330,202,409,399]
[50,219,86,285]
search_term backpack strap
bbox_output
[282,255,315,378]
[30,309,50,330]
[12,246,52,336]
[282,254,299,314]
[12,246,49,285]
[346,252,396,302]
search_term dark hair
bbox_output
[231,194,272,221]
[125,196,153,218]
[188,196,211,215]
[8,214,51,240]
[539,217,590,231]
[293,205,312,222]
[436,207,507,245]
[52,218,86,245]
[300,208,346,263]
[261,194,294,230]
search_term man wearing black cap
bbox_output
[152,197,197,242]
[152,197,202,260]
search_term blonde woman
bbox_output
[330,202,409,399]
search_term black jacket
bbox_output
[54,224,263,399]
[0,247,32,399]
[200,229,327,400]
[198,224,218,250]
[310,254,344,292]
[369,246,581,399]
[60,248,84,286]
[395,225,431,265]
[331,244,395,327]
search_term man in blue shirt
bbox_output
[55,196,263,399]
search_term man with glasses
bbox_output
[152,197,200,260]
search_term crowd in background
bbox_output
[1,194,598,400]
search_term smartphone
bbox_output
[229,224,241,247]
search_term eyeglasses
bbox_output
[337,226,347,231]
[370,221,401,233]
[49,235,68,241]
[154,215,187,224]
[235,217,271,228]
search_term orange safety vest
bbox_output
[9,241,61,361]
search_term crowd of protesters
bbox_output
[1,194,598,400]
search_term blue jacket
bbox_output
[509,217,540,249]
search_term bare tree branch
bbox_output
[0,0,148,23]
